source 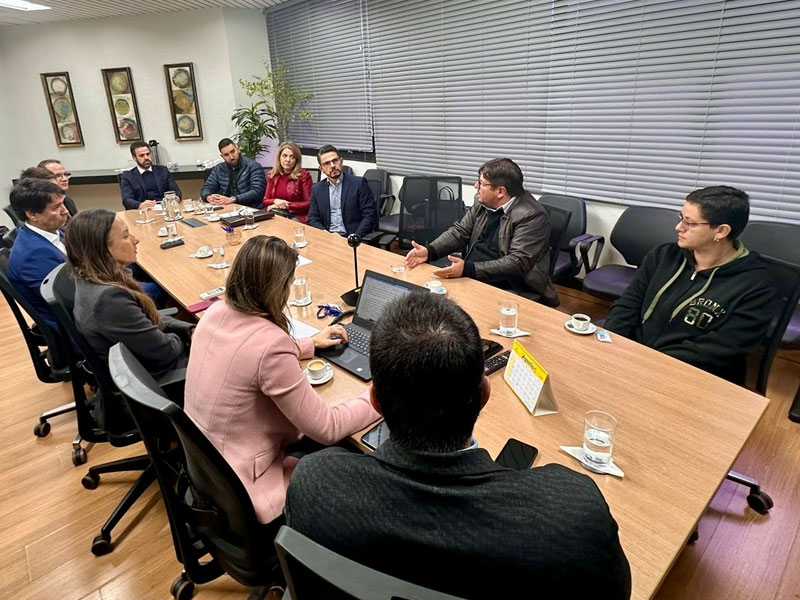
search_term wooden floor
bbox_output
[1,285,798,600]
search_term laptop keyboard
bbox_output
[344,324,370,354]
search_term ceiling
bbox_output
[0,0,289,26]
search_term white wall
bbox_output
[0,55,18,229]
[0,7,268,211]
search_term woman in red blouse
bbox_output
[263,141,313,222]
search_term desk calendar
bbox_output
[503,339,558,416]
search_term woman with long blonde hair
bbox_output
[184,235,379,527]
[262,141,313,222]
[66,209,194,378]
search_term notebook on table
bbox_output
[316,270,425,380]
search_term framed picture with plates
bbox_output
[101,67,144,144]
[40,71,84,147]
[164,62,203,141]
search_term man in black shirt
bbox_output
[404,158,557,306]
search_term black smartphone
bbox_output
[361,421,391,451]
[481,338,503,359]
[495,438,538,470]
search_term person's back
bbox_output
[285,292,630,599]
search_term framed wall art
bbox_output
[40,72,84,147]
[164,62,203,141]
[101,67,143,143]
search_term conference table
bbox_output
[118,207,768,600]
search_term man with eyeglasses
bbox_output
[405,158,558,306]
[307,145,376,237]
[38,159,78,217]
[201,138,266,208]
[604,186,775,384]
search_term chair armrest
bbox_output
[361,231,383,246]
[158,307,178,318]
[156,367,186,388]
[572,234,605,274]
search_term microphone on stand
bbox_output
[340,234,362,307]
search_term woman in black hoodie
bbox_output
[605,186,775,383]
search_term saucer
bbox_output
[183,206,195,212]
[205,214,221,222]
[294,241,308,249]
[565,320,597,335]
[304,367,333,385]
[192,250,213,259]
[157,230,168,237]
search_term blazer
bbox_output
[73,280,192,379]
[200,156,266,208]
[7,225,66,332]
[263,169,313,223]
[120,166,183,210]
[184,301,379,524]
[307,172,376,237]
[287,441,631,599]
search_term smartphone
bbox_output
[495,438,538,470]
[361,421,391,451]
[481,338,503,359]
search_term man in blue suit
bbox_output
[308,145,376,237]
[7,178,69,332]
[120,142,182,210]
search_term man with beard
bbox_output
[201,138,265,208]
[120,142,182,210]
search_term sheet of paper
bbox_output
[297,255,312,267]
[289,318,319,339]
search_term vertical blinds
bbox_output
[266,0,374,152]
[366,0,800,222]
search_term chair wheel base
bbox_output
[81,473,100,490]
[72,447,87,466]
[747,490,774,514]
[91,534,113,556]
[170,574,195,600]
[33,421,51,437]
[688,529,699,543]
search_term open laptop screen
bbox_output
[353,271,423,329]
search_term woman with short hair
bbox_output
[184,235,378,526]
[605,186,775,383]
[263,141,313,222]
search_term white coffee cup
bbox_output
[424,280,443,291]
[307,359,331,381]
[571,313,592,331]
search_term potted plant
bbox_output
[231,100,277,159]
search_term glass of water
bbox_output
[498,300,519,336]
[243,209,257,230]
[292,276,311,306]
[211,246,227,269]
[582,410,617,467]
[136,206,152,224]
[293,225,307,248]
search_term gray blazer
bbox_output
[73,280,192,379]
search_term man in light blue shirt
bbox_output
[308,145,376,237]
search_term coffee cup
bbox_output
[307,359,331,381]
[424,280,443,291]
[196,245,211,257]
[571,313,592,331]
[157,226,167,236]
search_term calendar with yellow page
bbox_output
[503,339,558,416]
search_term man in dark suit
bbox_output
[307,145,376,237]
[285,293,631,599]
[120,142,182,210]
[7,178,69,332]
[38,159,78,217]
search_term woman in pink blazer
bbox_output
[184,235,379,525]
[263,141,313,222]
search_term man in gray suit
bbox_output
[285,292,631,599]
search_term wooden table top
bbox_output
[119,207,769,600]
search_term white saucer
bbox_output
[565,320,597,335]
[157,230,168,237]
[205,214,221,222]
[192,250,213,259]
[294,241,308,248]
[184,206,195,212]
[304,367,333,385]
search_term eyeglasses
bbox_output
[320,157,342,168]
[55,172,71,180]
[476,179,493,188]
[676,212,711,228]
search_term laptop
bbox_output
[316,270,425,380]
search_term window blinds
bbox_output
[266,0,374,152]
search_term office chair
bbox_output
[540,204,572,280]
[307,167,321,183]
[582,206,677,300]
[0,248,80,440]
[108,343,283,600]
[361,168,398,249]
[3,204,22,228]
[41,262,173,556]
[397,176,464,250]
[274,526,466,600]
[538,193,605,282]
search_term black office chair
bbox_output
[362,168,397,249]
[275,526,465,600]
[3,204,22,228]
[540,204,572,280]
[41,262,168,556]
[538,193,605,282]
[582,206,677,300]
[397,176,464,250]
[0,248,80,440]
[108,343,282,600]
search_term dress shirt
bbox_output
[136,166,151,175]
[328,179,346,234]
[26,223,66,255]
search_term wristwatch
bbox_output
[230,195,237,204]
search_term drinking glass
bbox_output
[498,300,519,336]
[211,246,228,269]
[136,206,153,224]
[225,228,242,245]
[582,410,617,467]
[292,276,311,306]
[243,209,257,230]
[293,226,307,248]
